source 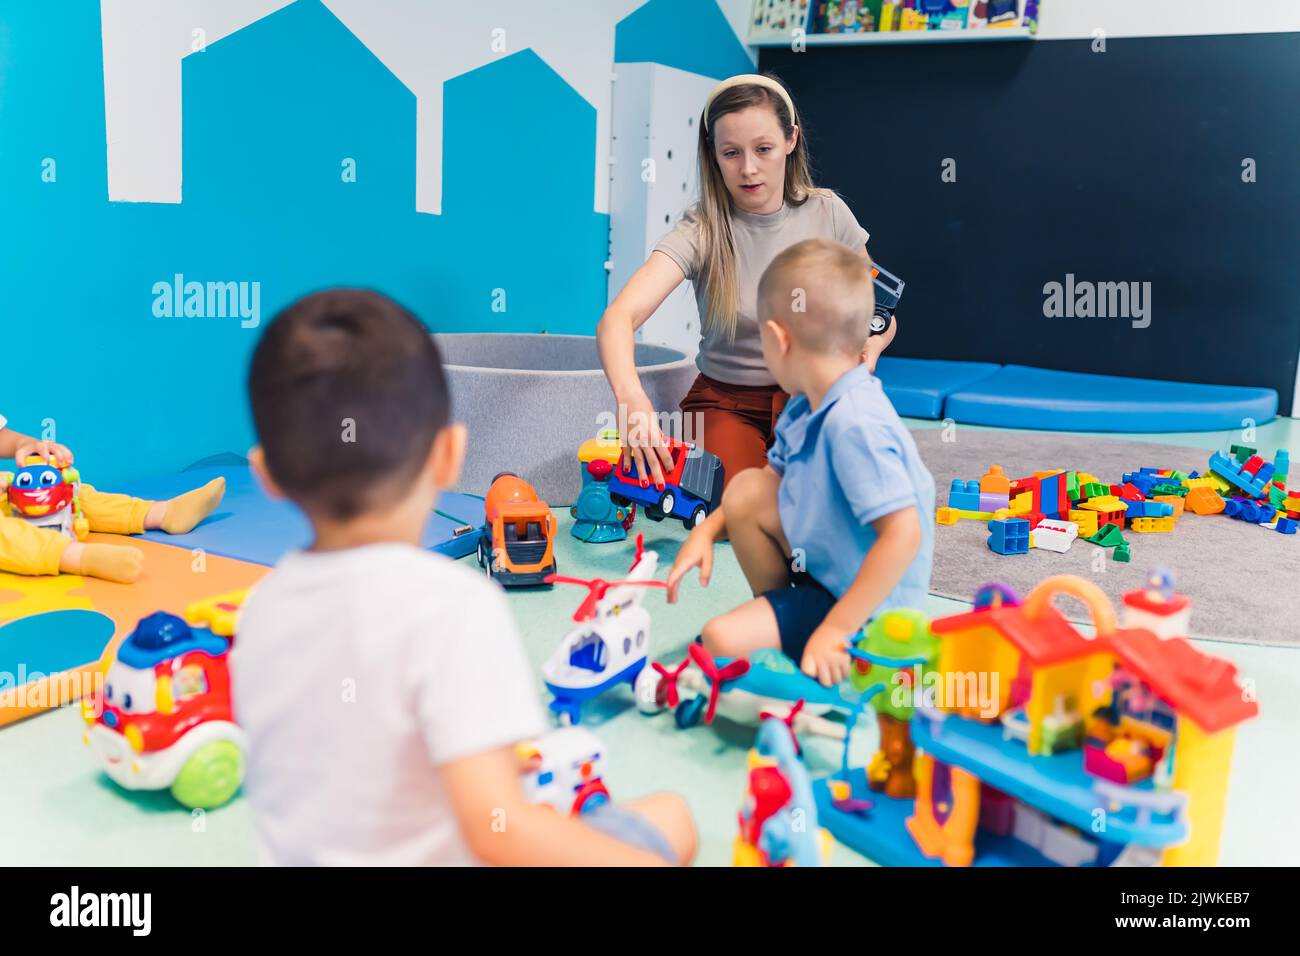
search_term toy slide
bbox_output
[0,536,266,727]
[943,364,1279,433]
[115,465,485,566]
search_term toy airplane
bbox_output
[542,536,667,724]
[635,643,855,740]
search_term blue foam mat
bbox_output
[873,357,1002,420]
[114,466,484,567]
[944,364,1278,432]
[0,609,117,675]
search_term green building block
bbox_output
[1114,543,1132,563]
[1150,482,1187,497]
[1167,470,1187,482]
[1269,485,1286,508]
[1066,471,1080,501]
[1082,481,1109,499]
[1087,522,1126,548]
[1231,444,1256,464]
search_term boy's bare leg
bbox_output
[721,467,791,596]
[700,595,782,660]
[622,793,698,865]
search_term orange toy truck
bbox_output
[477,472,557,587]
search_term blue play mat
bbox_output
[115,465,484,567]
[873,357,1001,419]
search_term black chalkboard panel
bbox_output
[762,32,1300,415]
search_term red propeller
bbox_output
[760,697,806,756]
[545,574,667,622]
[688,642,750,725]
[651,657,691,708]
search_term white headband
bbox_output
[703,74,796,133]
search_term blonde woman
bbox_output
[597,73,895,490]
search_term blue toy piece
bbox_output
[752,718,824,868]
[948,479,981,512]
[1208,451,1269,498]
[569,465,633,543]
[987,518,1030,556]
[1124,500,1174,520]
[1276,517,1297,534]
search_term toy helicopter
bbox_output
[541,535,667,724]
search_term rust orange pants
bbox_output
[679,374,788,488]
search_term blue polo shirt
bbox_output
[768,364,935,612]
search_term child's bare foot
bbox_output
[62,542,144,583]
[145,477,226,535]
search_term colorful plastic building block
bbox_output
[979,492,1010,513]
[1208,451,1269,498]
[1087,522,1125,548]
[1113,542,1132,562]
[980,464,1010,495]
[948,479,982,512]
[1153,495,1185,517]
[1185,487,1225,515]
[1276,517,1297,534]
[1067,509,1098,539]
[936,506,995,525]
[1030,519,1078,553]
[987,518,1030,556]
[1081,481,1109,499]
[1129,516,1175,533]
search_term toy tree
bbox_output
[847,609,939,799]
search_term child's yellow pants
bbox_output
[0,485,152,576]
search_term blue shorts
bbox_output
[583,804,677,863]
[762,574,837,662]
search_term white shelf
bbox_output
[749,26,1034,47]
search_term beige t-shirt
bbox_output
[653,190,870,386]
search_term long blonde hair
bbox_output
[696,75,819,342]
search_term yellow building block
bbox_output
[1032,470,1066,480]
[1079,495,1128,513]
[1129,516,1175,533]
[1068,509,1099,538]
[1010,492,1032,514]
[937,506,993,525]
[1076,472,1100,486]
[1284,496,1300,512]
[1182,477,1216,490]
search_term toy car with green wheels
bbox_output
[82,593,248,809]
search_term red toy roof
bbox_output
[1122,590,1191,616]
[1106,628,1259,733]
[931,603,1104,665]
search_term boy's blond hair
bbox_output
[757,238,875,356]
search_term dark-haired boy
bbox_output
[232,289,695,866]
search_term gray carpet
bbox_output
[912,428,1298,647]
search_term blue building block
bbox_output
[1125,500,1174,520]
[987,517,1030,556]
[949,479,982,511]
[1255,462,1275,486]
[1209,452,1268,497]
[1276,517,1297,534]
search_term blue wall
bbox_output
[0,1,653,486]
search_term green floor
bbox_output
[2,417,1298,866]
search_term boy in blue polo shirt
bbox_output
[667,239,934,687]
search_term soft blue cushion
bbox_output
[944,365,1278,432]
[873,357,1003,419]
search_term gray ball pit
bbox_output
[433,333,698,507]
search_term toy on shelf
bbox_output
[637,643,852,738]
[607,437,723,530]
[518,726,611,816]
[477,472,557,587]
[735,717,832,867]
[814,572,1259,867]
[0,458,90,541]
[843,608,939,799]
[571,430,635,543]
[542,535,666,724]
[82,591,248,809]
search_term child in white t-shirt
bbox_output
[232,289,695,866]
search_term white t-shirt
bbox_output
[230,543,544,866]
